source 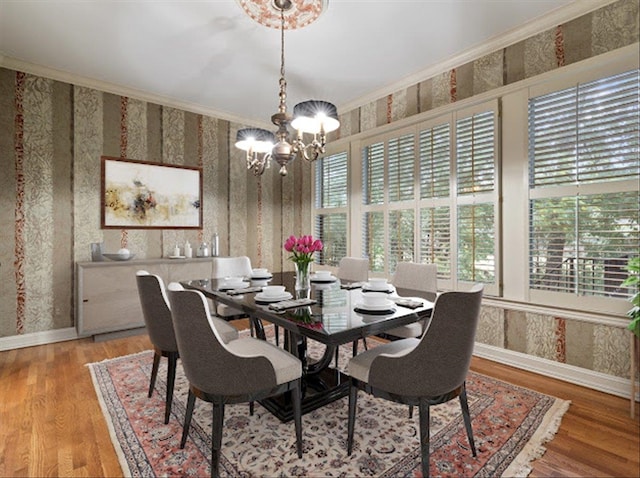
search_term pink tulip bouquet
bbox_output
[283,234,323,268]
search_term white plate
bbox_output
[168,255,185,259]
[255,292,293,302]
[355,300,396,311]
[221,281,249,289]
[310,274,337,283]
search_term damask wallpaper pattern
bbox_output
[1,75,310,338]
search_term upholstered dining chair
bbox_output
[346,284,484,478]
[211,256,253,319]
[135,271,239,424]
[337,257,369,283]
[385,262,438,339]
[166,282,303,478]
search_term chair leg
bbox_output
[408,405,414,419]
[335,347,340,368]
[347,380,358,455]
[275,325,280,346]
[164,352,178,424]
[362,337,368,351]
[249,401,254,416]
[459,383,477,456]
[180,390,196,449]
[418,398,431,478]
[292,379,303,458]
[211,400,225,478]
[148,351,161,397]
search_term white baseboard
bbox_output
[474,342,639,401]
[0,327,78,351]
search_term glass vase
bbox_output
[294,261,311,298]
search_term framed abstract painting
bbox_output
[101,156,202,229]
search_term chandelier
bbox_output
[235,0,340,176]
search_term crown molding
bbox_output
[338,0,618,115]
[0,55,272,129]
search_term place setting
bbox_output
[250,267,273,280]
[354,291,397,316]
[362,277,395,294]
[218,276,254,295]
[310,270,337,283]
[254,285,293,304]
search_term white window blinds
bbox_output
[456,111,495,195]
[455,108,498,286]
[529,69,639,297]
[529,70,639,187]
[314,152,348,266]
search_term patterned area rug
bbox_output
[88,331,570,477]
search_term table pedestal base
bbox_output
[260,366,349,422]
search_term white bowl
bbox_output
[224,276,245,285]
[314,270,332,278]
[252,268,269,275]
[362,292,390,307]
[262,285,286,297]
[102,253,136,261]
[367,278,389,290]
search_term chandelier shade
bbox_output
[235,0,339,176]
[235,128,276,153]
[291,100,340,134]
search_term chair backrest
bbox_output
[135,270,178,352]
[391,262,438,300]
[212,256,253,279]
[337,257,369,282]
[368,284,484,397]
[166,283,278,395]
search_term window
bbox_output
[455,109,498,286]
[314,151,348,266]
[419,123,452,278]
[528,69,639,298]
[358,102,499,290]
[312,46,637,314]
[361,130,417,274]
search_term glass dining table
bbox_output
[181,271,433,422]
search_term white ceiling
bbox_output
[0,0,603,127]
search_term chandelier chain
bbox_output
[278,6,287,115]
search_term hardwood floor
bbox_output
[1,328,638,477]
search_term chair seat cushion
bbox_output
[210,316,239,343]
[217,303,244,317]
[226,337,302,385]
[347,338,419,383]
[384,322,423,339]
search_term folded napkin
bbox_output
[268,298,317,311]
[226,286,263,295]
[392,298,425,309]
[340,281,364,290]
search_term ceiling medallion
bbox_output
[237,0,327,30]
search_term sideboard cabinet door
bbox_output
[76,259,213,337]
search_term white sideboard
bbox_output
[76,258,213,337]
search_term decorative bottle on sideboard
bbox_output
[212,233,219,257]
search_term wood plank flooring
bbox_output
[1,328,638,477]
